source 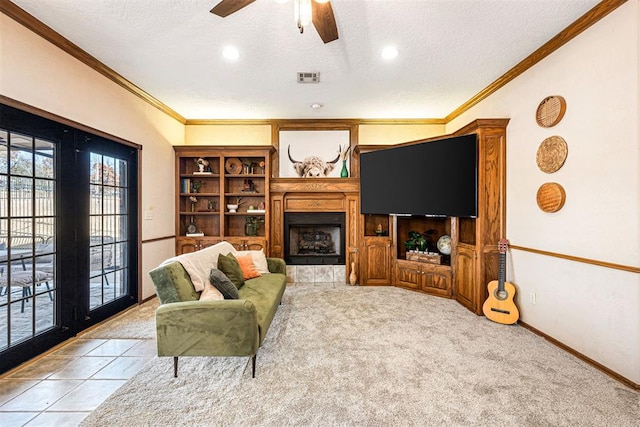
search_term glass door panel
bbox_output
[88,152,130,310]
[0,130,57,351]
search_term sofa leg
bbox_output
[251,354,256,378]
[173,357,178,378]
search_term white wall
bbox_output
[0,14,180,299]
[447,1,640,384]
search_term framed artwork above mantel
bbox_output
[270,122,359,178]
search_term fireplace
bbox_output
[284,212,346,265]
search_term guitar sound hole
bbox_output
[495,290,508,301]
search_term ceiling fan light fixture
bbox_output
[221,46,240,61]
[294,0,313,32]
[381,46,400,60]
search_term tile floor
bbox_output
[0,334,156,426]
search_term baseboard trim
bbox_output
[518,320,639,390]
[140,294,158,304]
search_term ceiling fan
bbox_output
[210,0,339,44]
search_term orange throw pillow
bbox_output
[237,254,262,280]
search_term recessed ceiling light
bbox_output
[222,46,239,61]
[381,46,399,60]
[310,103,324,109]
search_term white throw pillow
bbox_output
[237,249,269,273]
[199,281,224,301]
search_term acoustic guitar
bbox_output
[482,238,520,325]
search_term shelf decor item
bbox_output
[404,231,427,252]
[225,157,242,174]
[191,180,202,193]
[339,144,350,178]
[186,216,198,234]
[536,135,568,173]
[436,235,452,255]
[349,262,357,285]
[244,216,263,236]
[340,160,348,178]
[536,182,566,212]
[536,95,566,128]
[194,157,212,174]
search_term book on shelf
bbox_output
[193,171,213,175]
[186,232,205,237]
[180,178,190,193]
[247,209,266,214]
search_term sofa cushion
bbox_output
[240,273,287,345]
[237,249,269,274]
[218,252,245,289]
[160,241,236,292]
[149,261,200,304]
[237,254,261,280]
[209,268,239,299]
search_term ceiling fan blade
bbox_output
[210,0,256,18]
[312,1,339,44]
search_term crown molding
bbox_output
[1,0,186,125]
[185,118,446,126]
[185,119,273,126]
[445,0,628,122]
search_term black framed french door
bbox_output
[0,102,139,373]
[70,133,138,328]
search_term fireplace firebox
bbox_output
[284,212,346,265]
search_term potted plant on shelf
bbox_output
[191,180,203,193]
[404,231,428,252]
[244,216,264,236]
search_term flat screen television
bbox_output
[359,133,478,217]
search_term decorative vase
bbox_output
[244,220,258,236]
[349,261,357,286]
[340,160,348,178]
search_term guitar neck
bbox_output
[498,252,506,292]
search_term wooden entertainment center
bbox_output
[173,119,507,315]
[357,119,508,315]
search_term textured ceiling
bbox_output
[10,0,601,120]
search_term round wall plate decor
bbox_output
[536,95,566,127]
[225,157,242,174]
[536,182,566,212]
[536,135,568,173]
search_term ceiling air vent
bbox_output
[297,72,320,83]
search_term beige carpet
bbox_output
[80,285,639,426]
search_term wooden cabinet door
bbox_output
[421,265,452,297]
[394,260,422,290]
[454,244,476,310]
[176,238,198,254]
[361,238,391,285]
[225,237,267,252]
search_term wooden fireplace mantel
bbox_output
[270,178,359,193]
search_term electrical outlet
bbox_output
[144,210,153,220]
[529,292,536,305]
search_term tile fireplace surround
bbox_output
[286,265,347,284]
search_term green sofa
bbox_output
[149,251,286,378]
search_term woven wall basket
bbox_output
[536,135,568,173]
[536,182,566,213]
[536,96,566,128]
